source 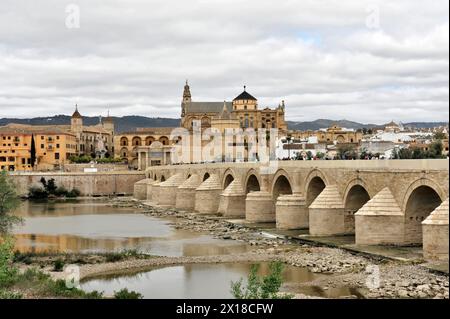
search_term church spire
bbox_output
[183,80,191,101]
[72,104,82,118]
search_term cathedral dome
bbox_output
[233,86,257,101]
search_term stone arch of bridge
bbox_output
[402,178,445,244]
[305,176,327,207]
[343,180,371,234]
[222,168,236,189]
[271,169,293,200]
[304,169,329,191]
[244,169,261,194]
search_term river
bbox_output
[13,199,363,299]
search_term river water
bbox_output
[13,199,363,299]
[13,199,250,257]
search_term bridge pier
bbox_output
[151,181,161,204]
[245,191,275,222]
[195,174,222,214]
[218,179,246,218]
[158,174,185,206]
[276,194,308,229]
[133,178,148,200]
[145,179,157,200]
[309,185,346,236]
[422,198,449,261]
[355,188,405,245]
[176,174,202,211]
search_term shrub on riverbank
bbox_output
[0,171,22,235]
[0,238,19,287]
[28,177,81,199]
[53,259,65,272]
[114,288,143,299]
[230,261,293,299]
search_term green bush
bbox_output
[230,261,293,299]
[67,188,81,198]
[54,186,69,197]
[53,259,65,272]
[69,155,93,164]
[96,157,124,164]
[13,251,33,265]
[114,288,143,299]
[29,182,80,199]
[0,237,19,287]
[28,186,49,200]
[0,171,22,234]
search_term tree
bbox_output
[337,144,357,159]
[397,148,413,159]
[428,140,444,158]
[230,262,293,299]
[0,171,22,235]
[433,132,447,140]
[30,134,36,169]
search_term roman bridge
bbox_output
[134,159,449,260]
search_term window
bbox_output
[41,144,44,149]
[22,158,25,165]
[56,136,60,140]
[56,144,60,148]
[41,136,44,140]
[55,153,60,160]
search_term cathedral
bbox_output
[180,81,287,133]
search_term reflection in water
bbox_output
[81,263,363,299]
[13,200,250,257]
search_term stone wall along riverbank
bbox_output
[10,171,145,196]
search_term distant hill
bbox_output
[0,115,447,133]
[401,122,449,129]
[0,115,180,133]
[286,119,378,131]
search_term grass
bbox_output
[3,267,104,299]
[3,247,152,299]
[113,288,143,299]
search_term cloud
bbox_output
[0,0,448,124]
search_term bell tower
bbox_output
[182,80,191,104]
[71,104,83,138]
[181,80,191,126]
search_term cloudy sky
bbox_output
[0,0,448,123]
